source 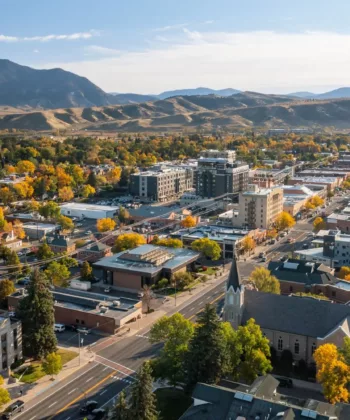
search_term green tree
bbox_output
[6,250,22,274]
[130,362,158,420]
[80,261,93,280]
[87,171,97,188]
[60,256,78,269]
[18,269,57,359]
[39,201,61,220]
[37,242,54,260]
[110,390,130,420]
[57,215,74,232]
[42,352,62,378]
[45,262,70,287]
[191,238,221,261]
[185,304,231,390]
[249,267,280,294]
[118,206,130,224]
[235,319,272,382]
[0,279,15,306]
[149,313,194,386]
[0,388,11,409]
[339,337,350,365]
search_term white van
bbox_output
[54,324,65,333]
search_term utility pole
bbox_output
[78,332,84,366]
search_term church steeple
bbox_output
[226,252,242,292]
[223,253,244,329]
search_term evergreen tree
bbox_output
[130,362,158,420]
[185,304,231,390]
[110,391,130,420]
[80,261,93,280]
[87,171,97,188]
[18,269,57,359]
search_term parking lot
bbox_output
[55,328,104,349]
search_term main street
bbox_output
[14,276,228,420]
[14,194,346,420]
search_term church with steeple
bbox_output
[223,254,244,329]
[222,253,350,364]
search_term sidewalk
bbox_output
[4,345,94,407]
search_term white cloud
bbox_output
[33,49,39,53]
[0,30,99,42]
[152,23,188,32]
[41,30,350,94]
[84,45,120,56]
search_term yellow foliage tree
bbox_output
[180,215,197,228]
[314,343,350,403]
[56,167,73,189]
[58,186,74,201]
[96,218,116,232]
[81,184,96,198]
[16,160,36,174]
[106,167,122,184]
[313,217,326,231]
[275,211,295,231]
[241,236,256,255]
[114,233,146,252]
[13,220,25,239]
[266,229,278,239]
[249,267,280,294]
[338,266,350,279]
[13,181,34,199]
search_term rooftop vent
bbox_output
[301,409,318,419]
[234,392,253,403]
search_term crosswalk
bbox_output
[136,334,149,339]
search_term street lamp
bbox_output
[78,333,84,366]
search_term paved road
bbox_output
[13,278,227,420]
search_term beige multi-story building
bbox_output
[235,184,283,229]
[0,315,22,373]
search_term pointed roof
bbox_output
[227,253,242,291]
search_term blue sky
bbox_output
[1,0,350,94]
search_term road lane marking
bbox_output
[188,292,225,321]
[48,402,57,408]
[95,355,136,373]
[199,301,203,305]
[65,417,71,420]
[100,390,107,395]
[50,371,116,418]
[67,388,76,395]
[86,377,94,383]
[103,366,109,371]
[29,417,36,420]
[16,364,98,419]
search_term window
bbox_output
[278,337,283,351]
[294,340,300,355]
[311,343,316,355]
[81,320,85,325]
[289,286,293,292]
[76,319,80,324]
[332,291,336,298]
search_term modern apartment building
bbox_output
[235,184,283,229]
[130,167,192,202]
[0,316,22,373]
[195,150,248,198]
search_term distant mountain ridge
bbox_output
[4,91,350,132]
[156,87,241,100]
[288,88,350,100]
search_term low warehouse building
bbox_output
[23,222,58,240]
[60,203,118,220]
[94,244,200,292]
[8,288,142,334]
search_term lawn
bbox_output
[197,266,218,275]
[13,349,78,384]
[155,388,192,420]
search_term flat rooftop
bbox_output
[23,222,57,230]
[52,287,140,321]
[172,225,249,243]
[291,176,338,183]
[94,244,200,275]
[60,203,118,211]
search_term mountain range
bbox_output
[3,59,350,131]
[3,91,350,132]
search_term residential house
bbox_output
[47,233,76,254]
[77,241,112,263]
[0,230,22,250]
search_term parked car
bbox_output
[261,256,267,262]
[66,324,78,332]
[270,239,276,245]
[302,243,309,249]
[77,327,91,334]
[104,286,111,293]
[80,401,99,414]
[16,251,23,257]
[287,238,295,243]
[258,252,265,258]
[54,324,65,333]
[1,400,25,419]
[85,230,92,235]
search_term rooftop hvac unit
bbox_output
[100,307,108,313]
[113,300,121,307]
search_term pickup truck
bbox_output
[2,400,25,419]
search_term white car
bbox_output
[17,251,24,257]
[104,287,111,293]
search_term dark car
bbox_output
[80,400,99,414]
[276,376,293,388]
[66,324,78,332]
[17,279,30,286]
[2,400,24,419]
[87,408,106,420]
[302,243,309,249]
